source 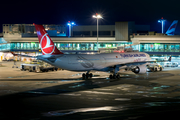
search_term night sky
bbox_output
[1,0,180,34]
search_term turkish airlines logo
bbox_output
[77,56,94,68]
[40,33,55,55]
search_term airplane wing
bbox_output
[11,52,63,59]
[11,52,37,58]
[117,60,156,66]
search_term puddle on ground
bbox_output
[61,93,81,96]
[136,91,149,94]
[40,79,82,84]
[24,91,58,95]
[93,81,110,84]
[42,105,127,117]
[115,98,131,101]
[0,90,18,93]
[42,81,58,83]
[71,73,82,77]
[150,91,169,95]
[152,85,170,90]
[98,89,112,91]
[6,76,31,79]
[69,83,85,88]
[42,101,180,117]
[81,91,120,95]
[145,102,180,107]
[0,85,8,87]
[161,85,170,88]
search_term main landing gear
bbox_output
[82,72,93,79]
[109,74,120,79]
[109,65,121,79]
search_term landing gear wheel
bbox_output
[109,74,120,79]
[116,74,120,79]
[82,72,93,79]
[82,73,86,79]
[86,73,89,79]
[89,73,93,78]
[109,75,113,79]
[113,75,116,79]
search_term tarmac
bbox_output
[1,61,180,119]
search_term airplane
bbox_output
[11,23,155,79]
[166,20,178,35]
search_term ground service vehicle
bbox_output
[171,62,178,67]
[164,62,172,67]
[21,60,58,72]
[146,63,163,72]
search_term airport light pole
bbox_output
[158,17,166,34]
[67,21,76,37]
[93,13,102,50]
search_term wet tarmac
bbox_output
[1,62,180,119]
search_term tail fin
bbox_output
[168,56,171,62]
[34,23,63,55]
[166,20,178,35]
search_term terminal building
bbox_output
[0,21,180,63]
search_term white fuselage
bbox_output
[41,52,151,72]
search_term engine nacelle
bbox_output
[132,65,147,74]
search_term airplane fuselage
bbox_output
[40,52,151,72]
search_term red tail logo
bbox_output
[40,33,55,54]
[34,23,63,55]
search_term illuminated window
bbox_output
[73,43,77,50]
[89,43,94,50]
[17,43,20,49]
[69,43,72,50]
[35,43,38,49]
[175,44,180,52]
[64,43,69,50]
[60,43,65,50]
[27,43,30,49]
[23,43,27,49]
[164,43,174,52]
[76,43,81,50]
[81,43,86,50]
[85,43,89,50]
[21,43,23,49]
[154,43,164,52]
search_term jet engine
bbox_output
[132,64,147,74]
